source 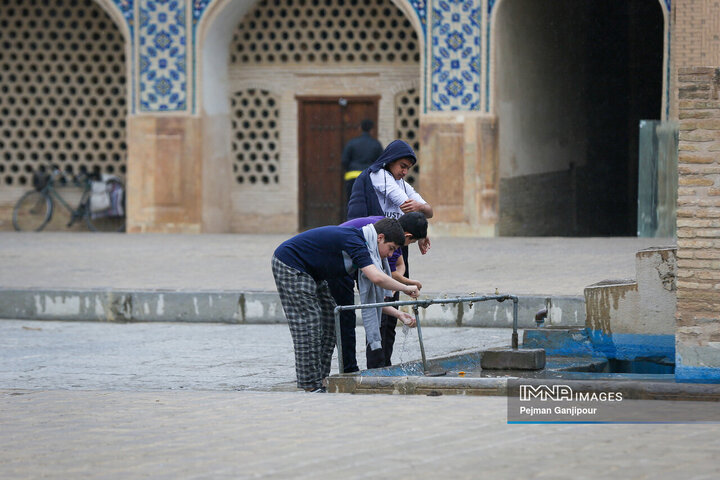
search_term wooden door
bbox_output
[297,96,379,230]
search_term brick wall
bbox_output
[673,1,720,68]
[675,66,720,380]
[671,0,720,117]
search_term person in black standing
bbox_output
[341,119,383,205]
[347,140,433,367]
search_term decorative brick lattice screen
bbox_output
[676,67,720,368]
[230,0,419,65]
[395,87,420,186]
[0,0,127,187]
[230,89,280,185]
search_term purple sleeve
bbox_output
[340,215,385,228]
[388,248,402,272]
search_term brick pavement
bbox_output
[1,389,719,479]
[1,319,720,479]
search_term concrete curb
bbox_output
[0,288,586,327]
[329,375,720,400]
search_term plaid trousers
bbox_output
[272,255,337,390]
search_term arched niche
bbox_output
[490,0,667,236]
[195,0,425,232]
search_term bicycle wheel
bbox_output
[12,190,53,231]
[86,211,125,232]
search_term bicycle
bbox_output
[12,167,126,232]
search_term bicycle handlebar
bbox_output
[35,165,115,190]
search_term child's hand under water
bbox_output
[397,311,416,328]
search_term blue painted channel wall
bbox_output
[524,328,675,366]
[675,363,720,384]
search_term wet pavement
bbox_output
[0,319,514,391]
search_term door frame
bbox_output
[296,95,380,229]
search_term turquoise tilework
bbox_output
[430,0,482,111]
[138,0,188,112]
[409,0,428,29]
[110,0,672,115]
[192,0,213,21]
[113,0,135,26]
[117,0,483,113]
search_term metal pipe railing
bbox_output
[333,294,519,374]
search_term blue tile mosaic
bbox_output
[121,0,434,113]
[430,0,482,111]
[123,0,492,114]
[112,0,134,26]
[110,0,671,116]
[486,0,493,111]
[409,0,428,28]
[192,0,214,22]
[189,0,216,113]
[138,0,188,112]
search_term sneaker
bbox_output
[307,387,327,393]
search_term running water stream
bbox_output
[397,324,411,364]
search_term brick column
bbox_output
[675,66,720,383]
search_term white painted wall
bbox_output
[495,0,589,179]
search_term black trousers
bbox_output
[366,246,409,369]
[326,274,359,373]
[344,179,356,218]
[365,291,401,369]
[344,179,356,206]
[329,247,411,371]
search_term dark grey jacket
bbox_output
[341,132,383,173]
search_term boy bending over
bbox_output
[272,218,419,392]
